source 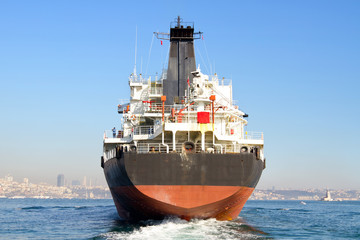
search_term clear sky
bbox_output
[0,0,359,189]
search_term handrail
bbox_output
[209,85,231,106]
[243,131,264,140]
[135,142,257,154]
[104,124,162,139]
[104,142,263,161]
[129,72,167,84]
[104,128,264,141]
[161,131,169,153]
[149,87,163,95]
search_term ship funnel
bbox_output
[158,17,202,104]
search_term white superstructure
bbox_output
[103,66,264,163]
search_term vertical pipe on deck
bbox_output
[161,95,166,122]
[173,131,176,151]
[210,95,216,131]
[201,132,205,152]
[161,95,169,153]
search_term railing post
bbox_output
[172,131,176,152]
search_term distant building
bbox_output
[321,190,333,201]
[71,180,81,186]
[23,178,29,185]
[57,174,65,187]
[5,174,13,182]
[83,176,87,187]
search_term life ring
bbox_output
[131,114,136,121]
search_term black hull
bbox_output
[103,152,264,221]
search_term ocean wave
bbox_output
[18,205,114,211]
[19,206,46,210]
[97,217,267,240]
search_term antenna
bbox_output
[177,15,181,27]
[134,25,137,75]
[213,60,215,74]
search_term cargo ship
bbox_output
[101,17,265,221]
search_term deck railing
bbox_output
[104,142,262,163]
[129,72,166,84]
[104,124,162,139]
[104,128,263,141]
[133,125,158,135]
[136,143,170,153]
[243,131,264,140]
[149,87,163,95]
[136,142,257,154]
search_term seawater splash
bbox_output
[98,217,266,240]
[1,199,359,239]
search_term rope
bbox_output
[202,37,213,75]
[145,33,155,76]
[196,48,210,74]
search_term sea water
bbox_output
[0,199,359,239]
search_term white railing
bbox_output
[136,142,260,154]
[104,142,262,162]
[218,78,232,86]
[133,125,161,135]
[129,74,150,84]
[104,124,162,139]
[104,129,263,141]
[104,130,125,139]
[146,104,210,115]
[243,131,264,140]
[136,143,170,153]
[147,104,188,113]
[129,72,166,84]
[149,87,163,95]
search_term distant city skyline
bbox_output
[0,173,105,189]
[1,1,359,190]
[0,174,110,199]
[2,173,359,192]
[2,173,359,194]
[57,174,64,187]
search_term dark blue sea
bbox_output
[1,199,359,239]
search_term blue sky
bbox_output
[0,0,359,189]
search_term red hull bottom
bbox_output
[110,185,254,221]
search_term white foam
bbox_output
[100,217,262,240]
